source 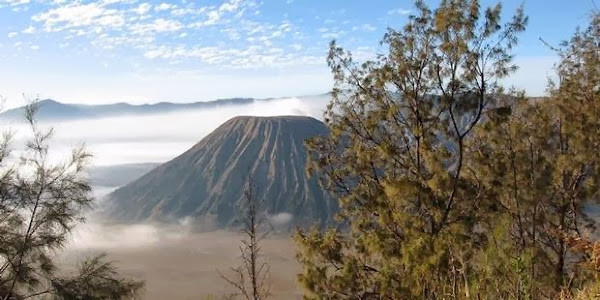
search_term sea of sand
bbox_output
[58,228,302,299]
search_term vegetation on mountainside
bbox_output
[295,0,599,298]
[0,102,143,299]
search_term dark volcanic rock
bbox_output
[104,115,336,228]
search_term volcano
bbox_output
[104,115,336,228]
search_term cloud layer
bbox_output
[7,95,329,166]
[3,0,381,71]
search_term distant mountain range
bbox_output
[0,94,328,122]
[103,115,337,229]
[0,98,255,122]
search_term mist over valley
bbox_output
[0,95,330,298]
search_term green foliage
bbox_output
[51,253,144,300]
[296,1,599,299]
[0,101,143,299]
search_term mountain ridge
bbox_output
[0,93,330,122]
[0,97,253,122]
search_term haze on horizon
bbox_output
[3,95,329,167]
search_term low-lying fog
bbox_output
[4,96,328,298]
[7,95,328,166]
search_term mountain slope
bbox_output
[104,115,336,228]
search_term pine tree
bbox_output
[295,3,600,299]
[466,10,599,298]
[0,101,143,299]
[295,0,527,298]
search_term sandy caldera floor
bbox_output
[57,225,303,299]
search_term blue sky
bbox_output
[0,0,596,107]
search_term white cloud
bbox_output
[204,10,220,25]
[0,0,29,6]
[221,28,240,40]
[99,0,138,5]
[130,18,182,34]
[7,32,18,38]
[320,28,345,39]
[92,32,154,50]
[32,2,125,32]
[388,8,411,15]
[154,3,175,12]
[171,7,198,16]
[218,0,243,13]
[278,21,291,33]
[25,0,263,58]
[361,24,376,32]
[134,3,152,15]
[144,44,322,69]
[191,0,257,27]
[30,44,39,50]
[22,25,35,34]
